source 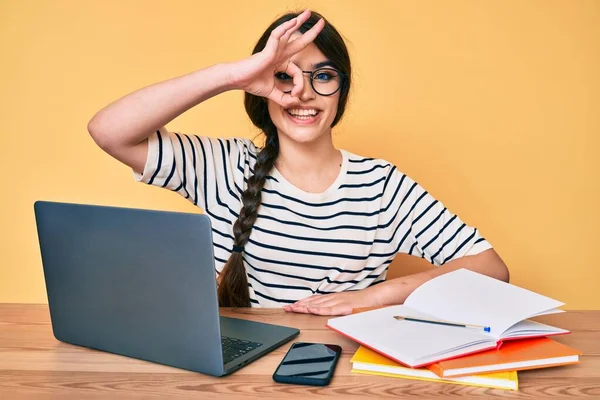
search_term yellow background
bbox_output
[1,1,598,308]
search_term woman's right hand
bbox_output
[228,10,325,108]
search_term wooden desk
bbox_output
[0,304,598,399]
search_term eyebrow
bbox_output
[310,61,337,69]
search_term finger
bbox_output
[306,306,333,315]
[278,9,312,44]
[297,295,339,307]
[283,17,325,59]
[285,60,304,97]
[286,304,312,314]
[304,300,343,310]
[278,15,302,46]
[307,305,353,316]
[288,299,341,314]
[270,10,309,58]
[266,86,300,108]
[293,292,344,306]
[274,17,299,40]
[263,18,298,55]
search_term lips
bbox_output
[284,109,321,125]
[284,106,322,125]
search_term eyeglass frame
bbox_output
[275,67,347,97]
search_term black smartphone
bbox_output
[272,342,342,386]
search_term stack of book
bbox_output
[327,269,582,391]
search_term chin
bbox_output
[277,122,333,145]
[282,130,326,144]
[276,113,335,144]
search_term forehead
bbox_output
[288,32,329,69]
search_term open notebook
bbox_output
[327,269,569,368]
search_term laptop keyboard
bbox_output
[221,335,263,364]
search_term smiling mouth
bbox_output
[285,108,321,122]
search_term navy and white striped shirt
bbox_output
[134,127,492,306]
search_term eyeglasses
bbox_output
[274,68,346,97]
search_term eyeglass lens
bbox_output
[275,68,342,96]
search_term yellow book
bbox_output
[351,346,518,391]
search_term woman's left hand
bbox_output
[283,290,380,316]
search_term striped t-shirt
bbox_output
[133,127,493,307]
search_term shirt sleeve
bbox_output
[133,126,255,217]
[383,166,493,266]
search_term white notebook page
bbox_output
[403,269,564,336]
[327,305,496,366]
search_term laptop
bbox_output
[33,200,299,377]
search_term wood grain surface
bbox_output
[0,304,598,399]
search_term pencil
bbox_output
[393,315,491,332]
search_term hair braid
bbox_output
[217,128,279,307]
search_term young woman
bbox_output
[87,10,509,315]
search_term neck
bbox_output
[275,132,341,177]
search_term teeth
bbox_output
[287,108,319,116]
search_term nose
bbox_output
[298,72,316,101]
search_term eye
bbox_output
[314,69,338,82]
[275,72,292,81]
